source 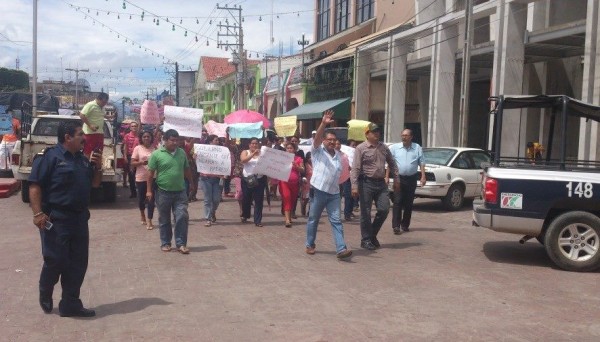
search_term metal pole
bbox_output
[239,7,246,110]
[75,71,79,109]
[459,0,474,147]
[32,0,37,115]
[298,33,309,81]
[175,62,179,106]
[277,42,282,116]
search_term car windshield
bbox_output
[423,148,457,166]
[33,118,111,139]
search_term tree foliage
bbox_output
[0,68,29,91]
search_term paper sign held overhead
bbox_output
[163,106,204,138]
[274,116,298,137]
[204,120,228,138]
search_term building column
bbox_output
[385,37,408,143]
[579,0,600,161]
[354,48,372,120]
[427,21,458,147]
[418,76,430,146]
[490,0,527,155]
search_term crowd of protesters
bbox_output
[110,109,425,259]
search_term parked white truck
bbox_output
[11,113,124,203]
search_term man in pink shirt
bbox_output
[122,122,140,198]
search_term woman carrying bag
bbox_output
[240,138,267,227]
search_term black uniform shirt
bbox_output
[29,144,94,212]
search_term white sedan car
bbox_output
[389,147,490,211]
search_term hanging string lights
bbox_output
[66,1,313,66]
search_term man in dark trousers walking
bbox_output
[389,129,426,234]
[351,123,400,250]
[29,120,103,317]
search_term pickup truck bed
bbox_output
[473,95,600,272]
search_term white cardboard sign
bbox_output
[253,146,294,181]
[163,106,204,138]
[194,144,231,176]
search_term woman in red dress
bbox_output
[279,142,305,227]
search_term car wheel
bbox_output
[21,180,30,203]
[544,211,600,272]
[443,184,464,211]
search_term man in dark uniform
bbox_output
[29,120,102,317]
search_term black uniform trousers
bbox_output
[39,208,90,312]
[392,173,419,229]
[358,177,390,242]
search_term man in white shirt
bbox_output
[305,110,352,259]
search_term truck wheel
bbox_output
[21,180,30,203]
[544,211,600,272]
[443,184,464,211]
[103,182,117,203]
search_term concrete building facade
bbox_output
[350,0,597,162]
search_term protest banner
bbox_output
[340,144,355,166]
[194,144,231,176]
[347,119,371,141]
[227,122,263,139]
[204,120,228,137]
[163,106,204,138]
[253,146,293,181]
[274,116,297,137]
[0,114,12,135]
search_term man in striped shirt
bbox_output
[304,110,352,259]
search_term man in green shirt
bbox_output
[147,129,194,254]
[79,92,108,157]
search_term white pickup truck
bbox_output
[11,114,124,203]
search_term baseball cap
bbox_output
[365,122,381,133]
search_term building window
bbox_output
[318,0,331,41]
[356,0,374,24]
[335,0,350,33]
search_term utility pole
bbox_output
[175,62,179,106]
[65,67,89,109]
[217,4,246,110]
[277,41,283,115]
[458,0,473,147]
[32,0,37,115]
[297,33,310,81]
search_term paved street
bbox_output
[1,186,599,341]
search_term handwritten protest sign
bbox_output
[163,106,204,138]
[0,114,12,135]
[340,145,355,166]
[194,144,231,176]
[205,120,228,137]
[274,115,297,137]
[253,146,293,181]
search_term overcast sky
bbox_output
[0,0,314,101]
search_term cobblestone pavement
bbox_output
[1,186,600,341]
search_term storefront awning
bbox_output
[280,97,351,120]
